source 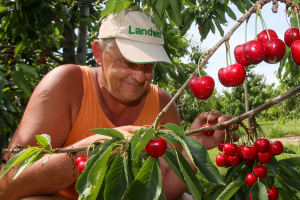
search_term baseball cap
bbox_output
[98,9,171,64]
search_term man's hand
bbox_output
[189,110,239,150]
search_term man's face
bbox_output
[100,45,155,103]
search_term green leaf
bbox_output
[104,156,128,200]
[158,130,181,145]
[127,157,162,200]
[164,123,185,136]
[0,6,10,12]
[13,150,44,180]
[231,0,246,14]
[291,14,297,29]
[89,128,125,140]
[131,127,147,156]
[14,41,25,55]
[0,77,4,99]
[131,128,154,177]
[224,163,243,184]
[251,182,268,200]
[216,179,244,200]
[17,63,38,77]
[278,187,295,199]
[12,71,32,97]
[184,11,197,28]
[290,62,299,78]
[162,150,185,184]
[155,0,170,18]
[210,20,216,34]
[181,136,224,185]
[76,138,120,195]
[280,177,300,191]
[166,0,182,26]
[201,19,211,40]
[213,17,224,36]
[225,6,237,20]
[101,0,116,19]
[176,149,202,200]
[0,148,35,178]
[35,135,49,147]
[151,8,163,30]
[283,146,297,154]
[284,157,300,167]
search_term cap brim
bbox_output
[116,38,171,65]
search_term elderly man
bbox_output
[0,9,234,200]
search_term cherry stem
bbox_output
[258,10,270,40]
[197,52,206,77]
[245,18,249,43]
[255,5,261,41]
[225,41,232,65]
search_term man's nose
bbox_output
[131,64,146,83]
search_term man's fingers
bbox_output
[207,110,221,124]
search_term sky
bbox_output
[185,3,290,92]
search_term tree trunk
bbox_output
[76,4,89,65]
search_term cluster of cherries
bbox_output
[216,138,283,200]
[75,156,87,174]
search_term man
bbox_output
[0,9,235,200]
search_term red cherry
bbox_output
[268,186,279,200]
[218,68,231,87]
[291,40,300,65]
[270,141,284,155]
[242,146,257,160]
[245,173,257,187]
[201,124,214,136]
[216,154,228,167]
[44,52,49,56]
[77,161,86,174]
[75,156,87,167]
[189,76,215,100]
[284,28,300,47]
[254,164,267,178]
[237,145,244,159]
[228,154,240,166]
[218,141,225,151]
[219,64,246,87]
[145,138,167,158]
[257,29,278,44]
[255,138,270,153]
[249,193,252,200]
[244,40,266,65]
[1,61,4,64]
[224,143,238,156]
[42,57,46,61]
[234,44,250,67]
[257,151,272,164]
[264,38,286,64]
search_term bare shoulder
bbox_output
[157,87,181,126]
[9,64,84,149]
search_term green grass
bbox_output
[257,119,300,138]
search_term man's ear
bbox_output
[92,40,103,66]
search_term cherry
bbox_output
[264,38,286,64]
[270,141,284,155]
[291,40,300,65]
[284,28,300,47]
[268,186,279,200]
[201,124,214,136]
[145,137,167,158]
[224,143,238,156]
[216,154,228,167]
[245,173,257,187]
[218,141,225,151]
[237,145,244,159]
[77,161,86,174]
[257,151,272,164]
[44,52,49,56]
[234,44,250,67]
[241,146,257,160]
[75,156,87,167]
[218,68,231,87]
[255,138,270,153]
[249,193,252,200]
[257,29,278,44]
[228,154,240,166]
[189,76,215,100]
[254,164,267,178]
[244,40,266,65]
[42,57,46,61]
[218,64,246,87]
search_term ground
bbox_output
[271,134,300,145]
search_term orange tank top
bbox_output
[60,65,160,199]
